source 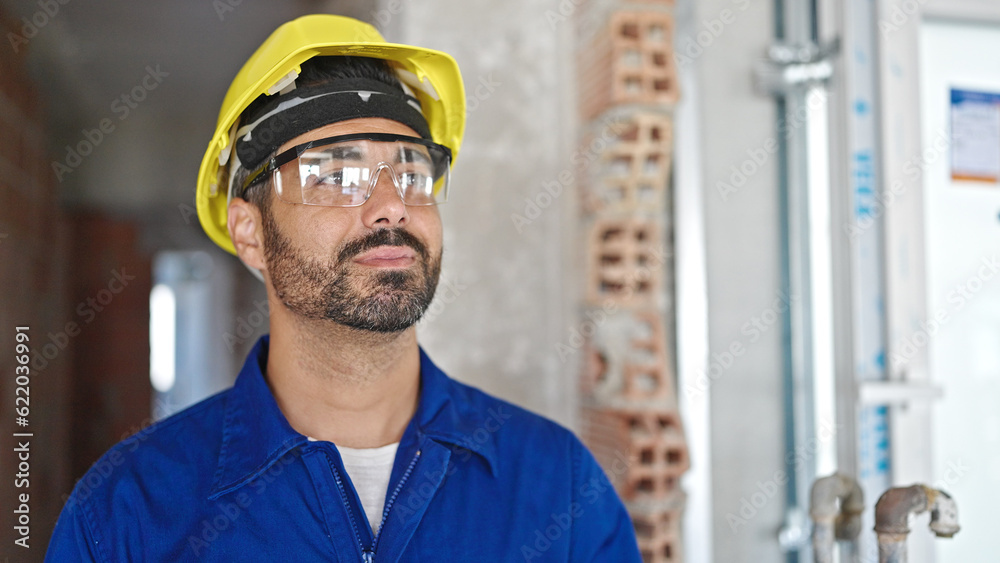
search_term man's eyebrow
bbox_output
[320,145,364,160]
[398,146,432,166]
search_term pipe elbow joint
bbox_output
[874,484,960,539]
[875,485,928,536]
[809,473,864,541]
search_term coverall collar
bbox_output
[209,334,497,499]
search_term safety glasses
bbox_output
[241,133,452,207]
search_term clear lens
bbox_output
[273,137,449,207]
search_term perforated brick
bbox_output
[579,10,680,120]
[581,310,676,404]
[581,407,689,502]
[580,112,673,215]
[632,505,683,563]
[585,217,662,307]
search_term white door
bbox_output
[920,19,1000,560]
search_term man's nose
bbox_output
[361,164,409,228]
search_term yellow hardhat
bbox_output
[196,14,466,254]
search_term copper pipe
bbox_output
[874,484,960,563]
[809,473,864,563]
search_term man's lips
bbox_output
[353,245,417,267]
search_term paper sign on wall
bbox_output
[950,88,1000,183]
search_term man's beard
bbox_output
[262,210,441,333]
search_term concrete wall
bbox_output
[383,0,580,429]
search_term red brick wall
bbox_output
[0,9,71,560]
[66,214,152,480]
[0,8,152,559]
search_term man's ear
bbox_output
[228,198,267,271]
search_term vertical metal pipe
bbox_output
[812,520,835,563]
[776,0,822,558]
[877,537,907,563]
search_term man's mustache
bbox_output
[337,228,430,263]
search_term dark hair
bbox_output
[233,56,405,213]
[232,152,274,212]
[297,56,404,89]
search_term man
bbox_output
[46,14,642,562]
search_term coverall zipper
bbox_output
[328,448,422,563]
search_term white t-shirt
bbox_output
[308,438,400,534]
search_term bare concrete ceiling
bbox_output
[1,0,374,215]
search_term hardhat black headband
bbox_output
[234,77,432,170]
